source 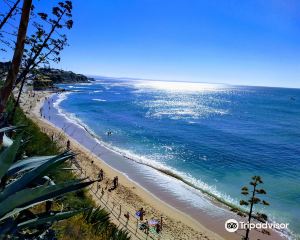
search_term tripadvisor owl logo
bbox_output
[225,219,239,232]
[224,218,289,233]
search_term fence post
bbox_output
[118,205,121,219]
[111,202,115,213]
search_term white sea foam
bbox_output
[92,98,107,102]
[77,83,93,85]
[96,141,240,207]
[66,85,88,89]
[53,92,71,109]
[53,92,85,130]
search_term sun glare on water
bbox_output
[133,80,226,93]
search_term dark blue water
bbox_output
[57,79,300,236]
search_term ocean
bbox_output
[55,78,300,238]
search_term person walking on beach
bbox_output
[66,140,70,150]
[113,176,118,189]
[156,222,161,234]
[137,207,145,221]
[145,220,149,234]
[98,169,104,181]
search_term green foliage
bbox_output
[240,200,249,206]
[8,100,94,209]
[81,208,131,239]
[110,227,131,240]
[0,127,95,239]
[240,176,269,208]
[239,176,270,240]
[4,104,130,239]
[10,103,59,155]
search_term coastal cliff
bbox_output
[38,68,93,84]
[0,62,93,89]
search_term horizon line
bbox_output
[82,73,300,91]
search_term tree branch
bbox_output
[0,0,21,30]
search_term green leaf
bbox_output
[17,209,84,229]
[256,189,266,194]
[0,135,22,179]
[7,155,55,177]
[240,200,249,206]
[111,226,131,240]
[0,179,94,221]
[251,197,261,204]
[262,200,270,206]
[0,152,75,201]
[0,126,24,133]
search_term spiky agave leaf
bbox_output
[0,126,24,134]
[0,135,22,179]
[7,155,55,177]
[110,226,131,240]
[0,179,95,221]
[0,152,75,201]
[83,207,111,235]
[17,209,85,230]
[84,207,110,224]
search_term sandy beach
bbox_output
[16,89,288,240]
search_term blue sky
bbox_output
[3,0,300,87]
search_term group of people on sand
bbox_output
[108,176,118,191]
[136,207,162,235]
[62,139,163,237]
[95,168,162,235]
[96,167,119,192]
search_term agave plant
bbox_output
[0,126,95,239]
[110,227,131,240]
[83,207,131,240]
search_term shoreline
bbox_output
[19,89,288,240]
